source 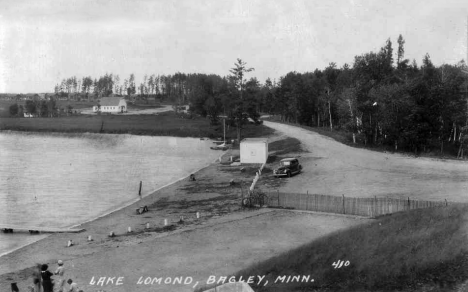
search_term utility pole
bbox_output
[465,16,468,97]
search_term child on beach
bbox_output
[67,279,79,292]
[54,260,65,292]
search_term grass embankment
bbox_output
[0,111,274,138]
[267,137,303,158]
[227,205,468,291]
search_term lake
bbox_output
[0,131,221,256]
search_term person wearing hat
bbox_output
[41,264,54,292]
[54,260,65,292]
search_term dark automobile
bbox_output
[273,158,302,177]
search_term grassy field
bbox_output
[0,111,274,139]
[228,204,468,292]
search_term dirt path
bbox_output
[263,121,468,203]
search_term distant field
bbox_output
[0,111,274,139]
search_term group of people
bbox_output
[27,260,81,292]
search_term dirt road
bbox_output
[264,121,468,203]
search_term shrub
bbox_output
[9,103,19,116]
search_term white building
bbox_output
[93,97,127,113]
[240,138,269,164]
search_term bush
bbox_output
[9,103,19,116]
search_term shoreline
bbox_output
[0,130,227,264]
[0,234,50,259]
[0,148,232,276]
[0,158,219,261]
[69,156,220,230]
[0,129,212,141]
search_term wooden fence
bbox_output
[266,191,450,217]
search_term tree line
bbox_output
[268,35,468,156]
[9,97,74,117]
[14,34,467,156]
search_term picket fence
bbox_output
[266,191,450,218]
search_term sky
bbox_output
[0,0,468,93]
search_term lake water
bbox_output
[0,131,220,257]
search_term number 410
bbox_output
[332,260,350,269]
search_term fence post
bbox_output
[445,199,447,206]
[277,190,280,206]
[306,191,309,211]
[385,197,390,214]
[342,194,345,214]
[315,194,317,211]
[374,196,377,216]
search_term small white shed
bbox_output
[240,138,269,164]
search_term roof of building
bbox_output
[280,157,297,161]
[98,97,125,106]
[241,138,268,143]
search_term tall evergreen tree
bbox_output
[229,59,255,143]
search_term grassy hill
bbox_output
[229,205,468,291]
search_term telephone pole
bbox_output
[463,16,468,75]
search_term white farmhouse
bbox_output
[240,138,269,164]
[93,97,127,114]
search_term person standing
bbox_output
[11,282,19,292]
[41,264,54,292]
[54,260,65,292]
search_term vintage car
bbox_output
[273,158,302,177]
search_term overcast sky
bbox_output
[0,0,467,93]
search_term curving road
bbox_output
[264,121,468,203]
